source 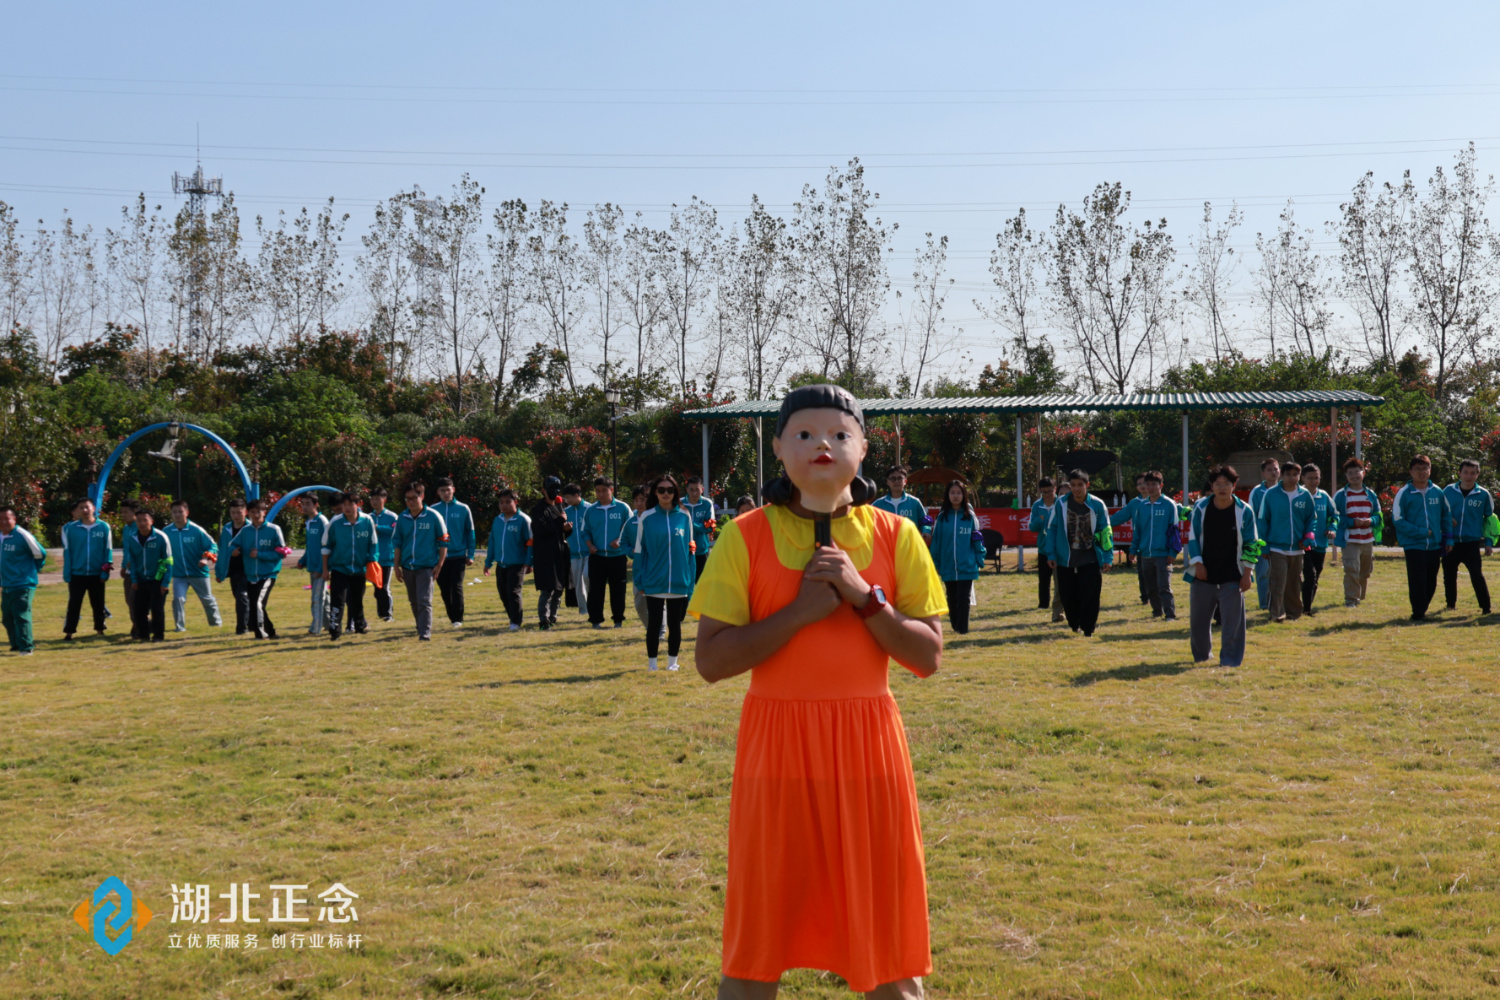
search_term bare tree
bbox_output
[1403,144,1498,398]
[105,194,169,379]
[249,199,349,349]
[792,159,893,382]
[527,200,581,393]
[358,189,422,381]
[1256,203,1331,357]
[31,213,99,370]
[619,216,670,405]
[662,197,719,397]
[0,202,34,338]
[168,194,245,363]
[1183,201,1242,361]
[721,196,800,400]
[978,209,1045,363]
[582,203,625,389]
[411,177,486,416]
[484,198,530,410]
[898,232,957,396]
[1048,182,1175,393]
[1335,173,1408,367]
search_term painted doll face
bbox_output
[772,408,868,504]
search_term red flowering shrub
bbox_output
[400,436,518,530]
[528,426,607,487]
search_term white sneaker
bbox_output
[508,624,520,632]
[648,657,658,671]
[452,621,463,629]
[17,650,34,656]
[174,627,187,633]
[667,658,680,671]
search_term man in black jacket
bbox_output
[529,476,573,629]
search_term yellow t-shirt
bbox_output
[688,504,947,626]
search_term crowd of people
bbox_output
[0,452,1495,667]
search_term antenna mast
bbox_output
[172,133,224,358]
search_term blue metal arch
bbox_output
[267,485,341,524]
[90,422,257,506]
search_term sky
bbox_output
[6,0,1500,379]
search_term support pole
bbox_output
[1016,416,1025,571]
[754,416,764,505]
[1331,407,1338,484]
[894,414,902,469]
[1036,414,1043,480]
[1181,412,1190,507]
[701,423,710,508]
[1354,408,1363,461]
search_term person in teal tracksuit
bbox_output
[562,483,592,616]
[165,499,222,632]
[1109,473,1151,606]
[1441,458,1492,615]
[1392,454,1453,621]
[217,499,251,635]
[0,504,47,654]
[231,498,287,639]
[484,489,533,630]
[583,477,635,628]
[322,492,379,639]
[1247,458,1282,610]
[1029,477,1062,620]
[630,474,701,670]
[1298,464,1339,615]
[294,494,331,635]
[1042,469,1114,636]
[1120,471,1181,621]
[872,466,931,537]
[930,480,988,635]
[61,497,113,639]
[681,476,718,581]
[431,478,476,628]
[1184,465,1259,668]
[1255,460,1316,622]
[124,506,174,642]
[392,484,450,641]
[369,487,400,622]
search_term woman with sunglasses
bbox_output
[929,479,989,635]
[629,474,704,671]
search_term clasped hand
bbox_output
[792,544,869,626]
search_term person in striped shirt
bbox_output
[1333,458,1381,607]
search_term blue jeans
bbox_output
[172,576,223,630]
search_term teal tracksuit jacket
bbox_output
[1444,483,1495,544]
[297,514,329,574]
[564,501,593,557]
[229,523,286,584]
[1041,493,1114,567]
[680,497,717,554]
[872,493,930,535]
[217,520,249,582]
[630,505,699,597]
[371,508,399,567]
[125,527,174,585]
[930,507,987,581]
[1255,485,1316,554]
[430,499,476,560]
[0,526,47,588]
[582,498,634,557]
[1305,489,1338,552]
[61,519,113,581]
[392,507,449,571]
[1114,497,1180,559]
[323,513,379,576]
[1391,482,1451,551]
[165,521,218,578]
[485,512,534,569]
[1184,496,1259,581]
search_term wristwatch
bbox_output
[853,584,888,619]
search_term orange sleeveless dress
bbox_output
[721,506,931,991]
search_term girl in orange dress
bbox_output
[689,385,947,1000]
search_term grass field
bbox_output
[4,553,1500,999]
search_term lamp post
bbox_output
[603,387,620,486]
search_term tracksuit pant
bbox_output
[1140,556,1176,619]
[307,575,329,634]
[695,552,710,581]
[1038,558,1053,610]
[123,572,138,637]
[172,576,222,630]
[587,554,628,625]
[569,554,589,613]
[436,556,468,624]
[328,569,368,636]
[227,565,250,634]
[1189,579,1247,667]
[373,564,394,619]
[403,566,437,639]
[2,587,36,652]
[496,565,526,625]
[1057,563,1102,635]
[1443,540,1491,613]
[538,589,561,624]
[1301,549,1327,613]
[1136,552,1149,604]
[132,582,167,641]
[943,579,974,634]
[1341,542,1374,604]
[1404,548,1444,618]
[64,576,108,634]
[645,596,689,657]
[247,578,277,638]
[1267,552,1304,621]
